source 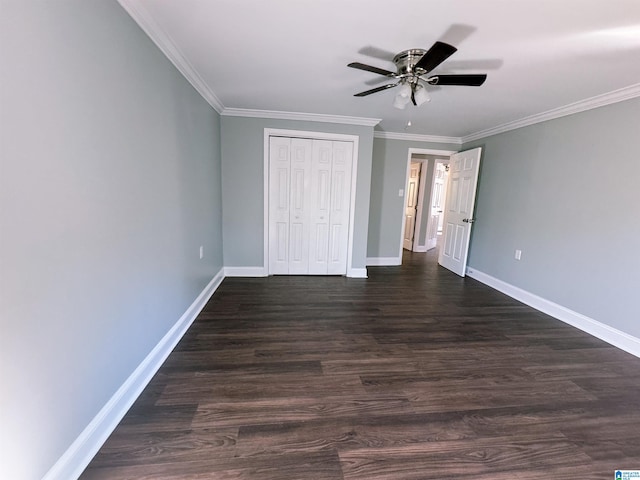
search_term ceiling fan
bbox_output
[348,41,487,109]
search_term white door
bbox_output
[269,137,353,275]
[426,162,447,250]
[309,140,353,274]
[438,147,482,276]
[288,138,313,274]
[268,137,292,275]
[403,162,421,250]
[327,141,353,274]
[308,140,333,274]
[438,167,449,233]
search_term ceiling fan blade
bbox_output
[428,74,487,86]
[354,83,398,97]
[414,41,457,73]
[348,62,396,77]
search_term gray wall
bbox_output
[465,97,640,338]
[367,138,459,259]
[221,116,374,270]
[0,2,223,479]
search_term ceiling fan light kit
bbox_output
[348,41,487,108]
[393,83,412,109]
[392,82,430,110]
[413,84,430,106]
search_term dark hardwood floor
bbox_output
[81,247,640,479]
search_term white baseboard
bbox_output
[466,267,640,359]
[224,266,268,277]
[366,256,402,266]
[42,268,225,480]
[224,266,367,278]
[347,267,368,278]
[413,245,429,253]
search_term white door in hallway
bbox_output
[426,162,447,250]
[403,162,421,251]
[438,147,482,276]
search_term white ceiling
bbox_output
[122,0,640,139]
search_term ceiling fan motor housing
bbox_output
[393,49,428,77]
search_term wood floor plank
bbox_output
[115,404,199,434]
[85,428,239,468]
[403,380,598,413]
[81,248,640,479]
[156,373,366,404]
[82,451,342,480]
[338,435,590,480]
[234,416,479,457]
[191,395,416,428]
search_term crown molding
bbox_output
[374,131,462,145]
[462,83,640,143]
[117,0,224,113]
[112,5,640,143]
[221,108,381,127]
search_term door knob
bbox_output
[462,218,475,223]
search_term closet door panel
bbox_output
[327,141,353,274]
[308,140,333,274]
[288,138,313,274]
[269,137,291,274]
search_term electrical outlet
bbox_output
[514,249,522,260]
[199,245,204,259]
[399,189,404,197]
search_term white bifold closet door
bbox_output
[269,136,353,275]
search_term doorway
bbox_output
[398,148,455,261]
[403,161,422,251]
